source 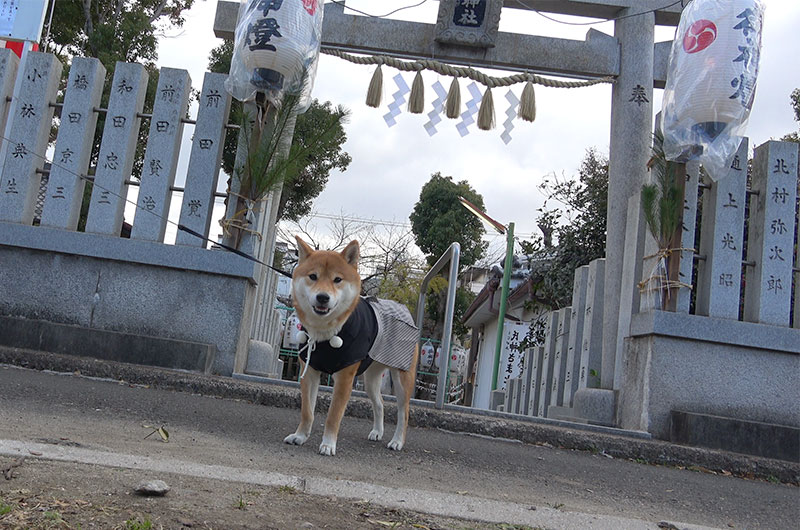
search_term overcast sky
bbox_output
[155,0,799,261]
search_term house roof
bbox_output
[462,276,537,328]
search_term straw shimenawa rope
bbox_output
[323,48,614,129]
[218,189,271,241]
[637,247,695,309]
[322,48,614,89]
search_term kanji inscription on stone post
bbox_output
[84,62,148,236]
[696,139,749,319]
[744,141,798,326]
[130,67,191,242]
[40,57,105,231]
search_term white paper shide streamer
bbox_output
[661,0,764,180]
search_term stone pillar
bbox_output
[613,191,646,389]
[503,376,513,413]
[512,378,522,414]
[85,62,148,236]
[176,72,232,246]
[40,58,106,230]
[0,49,19,138]
[130,67,191,242]
[795,211,799,330]
[602,10,655,388]
[696,139,749,319]
[537,310,559,417]
[563,266,588,406]
[518,346,535,415]
[0,52,62,224]
[549,306,571,408]
[579,258,605,389]
[744,141,798,326]
[526,345,544,417]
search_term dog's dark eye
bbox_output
[333,277,342,284]
[309,274,317,281]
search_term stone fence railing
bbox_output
[0,52,230,244]
[500,138,799,428]
[0,51,284,376]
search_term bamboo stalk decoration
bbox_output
[639,130,692,310]
[224,76,349,249]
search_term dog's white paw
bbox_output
[283,433,308,446]
[387,438,404,451]
[318,442,336,456]
[368,429,383,441]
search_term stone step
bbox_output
[670,410,800,463]
[547,405,588,424]
[0,315,214,373]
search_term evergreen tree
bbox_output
[521,149,609,308]
[409,173,487,268]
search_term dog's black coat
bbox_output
[299,297,378,376]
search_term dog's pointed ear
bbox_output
[295,236,315,263]
[341,240,360,268]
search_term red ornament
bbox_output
[302,0,316,15]
[683,19,717,54]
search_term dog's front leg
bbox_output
[362,363,386,441]
[284,363,321,446]
[319,362,359,456]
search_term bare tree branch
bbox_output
[149,0,170,24]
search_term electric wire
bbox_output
[514,0,686,26]
[296,210,537,240]
[329,0,429,19]
[328,0,684,26]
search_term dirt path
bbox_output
[1,457,502,530]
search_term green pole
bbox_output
[491,222,515,391]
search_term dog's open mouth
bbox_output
[313,305,330,316]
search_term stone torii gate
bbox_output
[215,0,683,410]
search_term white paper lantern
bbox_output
[237,0,322,91]
[449,347,467,375]
[662,0,764,171]
[420,341,435,370]
[282,311,302,349]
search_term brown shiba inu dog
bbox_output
[284,236,419,456]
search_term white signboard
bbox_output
[1,0,47,42]
[497,321,529,391]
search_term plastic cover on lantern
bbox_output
[420,340,436,370]
[661,0,764,180]
[226,0,324,111]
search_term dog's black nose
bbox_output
[316,293,330,305]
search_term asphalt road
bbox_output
[0,364,797,529]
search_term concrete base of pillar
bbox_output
[490,390,506,411]
[547,405,588,423]
[573,388,617,426]
[246,339,284,379]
